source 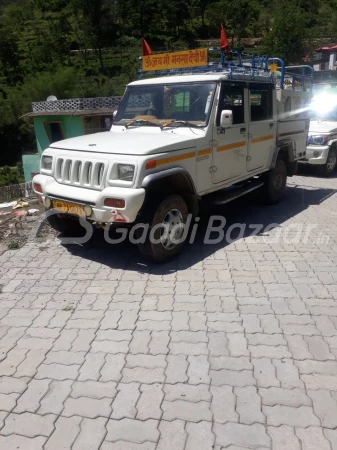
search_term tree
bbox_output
[262,0,307,64]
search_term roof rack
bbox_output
[138,48,313,92]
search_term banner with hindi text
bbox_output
[142,48,208,72]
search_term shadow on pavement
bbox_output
[61,183,337,273]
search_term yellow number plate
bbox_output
[53,200,85,217]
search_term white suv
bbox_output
[33,56,312,261]
[304,94,337,176]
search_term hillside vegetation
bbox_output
[0,0,337,166]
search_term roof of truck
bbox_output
[128,73,274,86]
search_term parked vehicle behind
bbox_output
[302,93,337,176]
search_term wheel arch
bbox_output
[141,167,199,216]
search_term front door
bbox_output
[247,83,276,171]
[212,82,248,184]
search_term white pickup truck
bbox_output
[304,93,337,176]
[33,53,312,261]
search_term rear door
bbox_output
[247,83,276,171]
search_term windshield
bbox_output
[114,82,217,127]
[310,94,337,121]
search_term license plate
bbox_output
[53,200,85,217]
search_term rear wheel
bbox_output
[138,195,189,262]
[319,148,337,177]
[46,212,86,237]
[262,159,287,204]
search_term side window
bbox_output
[250,88,273,121]
[217,84,245,125]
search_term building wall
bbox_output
[33,115,84,155]
[23,115,84,182]
[22,154,41,182]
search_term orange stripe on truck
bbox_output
[251,135,274,144]
[197,148,212,156]
[146,152,196,169]
[216,141,246,152]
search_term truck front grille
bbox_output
[55,158,107,190]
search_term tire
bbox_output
[319,148,337,177]
[46,211,86,237]
[262,159,287,204]
[138,195,189,263]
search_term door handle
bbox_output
[269,123,274,128]
[240,127,246,133]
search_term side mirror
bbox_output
[220,110,233,128]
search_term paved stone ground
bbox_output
[1,166,337,449]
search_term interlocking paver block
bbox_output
[1,412,56,437]
[71,329,96,352]
[111,382,139,419]
[213,422,271,448]
[162,399,211,422]
[0,348,28,376]
[149,331,170,355]
[130,331,151,354]
[44,350,86,366]
[38,380,73,415]
[0,435,46,450]
[263,405,320,427]
[35,363,79,380]
[259,387,311,407]
[164,383,211,402]
[208,332,229,356]
[273,359,303,388]
[100,354,125,382]
[285,335,313,360]
[296,426,331,450]
[78,352,106,381]
[253,358,280,388]
[308,389,337,428]
[268,425,301,450]
[71,380,117,400]
[187,355,210,384]
[0,376,28,394]
[165,355,188,383]
[210,385,238,423]
[62,396,112,418]
[106,418,159,444]
[14,379,51,413]
[0,392,20,412]
[156,419,186,450]
[52,329,78,351]
[227,333,249,356]
[122,367,165,384]
[235,386,265,424]
[45,416,82,450]
[136,384,163,420]
[14,349,47,377]
[185,421,215,450]
[304,336,335,360]
[72,417,107,450]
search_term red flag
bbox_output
[142,38,153,56]
[220,24,230,54]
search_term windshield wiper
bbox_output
[124,119,161,129]
[161,120,203,130]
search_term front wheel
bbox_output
[319,148,337,177]
[262,159,287,204]
[138,195,189,262]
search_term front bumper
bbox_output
[301,145,330,165]
[33,174,145,224]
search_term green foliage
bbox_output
[0,162,25,186]
[8,241,19,249]
[262,0,307,64]
[0,0,336,168]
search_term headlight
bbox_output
[117,164,135,181]
[41,156,53,171]
[307,135,329,145]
